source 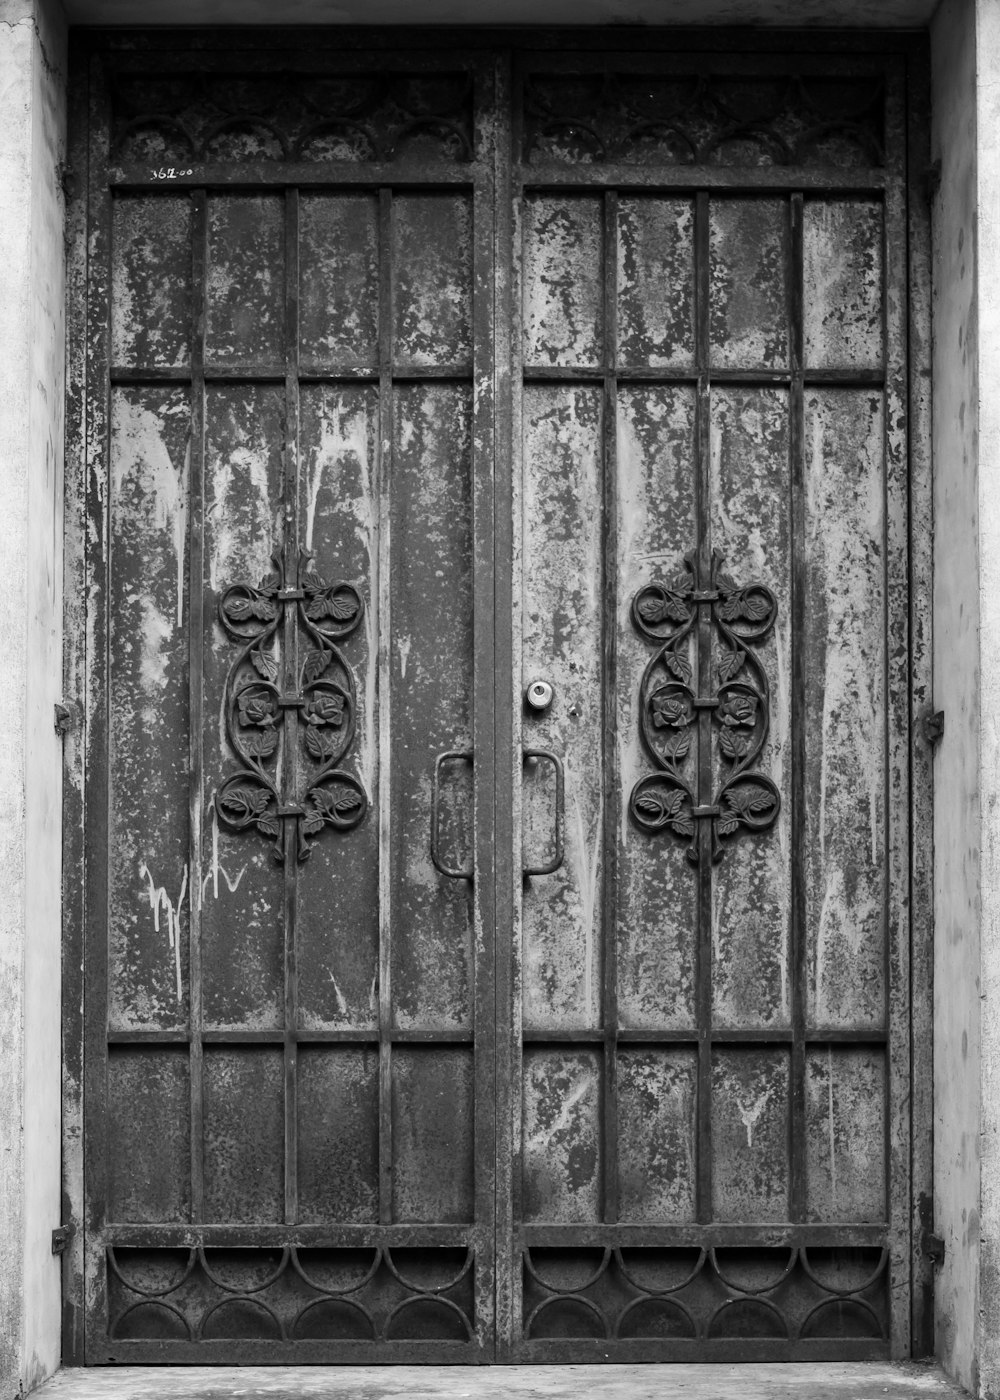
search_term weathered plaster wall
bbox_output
[931,0,980,1388]
[0,0,67,1394]
[974,0,1000,1394]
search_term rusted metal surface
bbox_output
[65,30,931,1368]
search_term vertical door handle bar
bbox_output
[522,747,565,876]
[431,749,474,879]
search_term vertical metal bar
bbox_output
[83,50,114,1359]
[492,52,517,1363]
[694,189,713,1224]
[788,191,807,1224]
[282,186,301,1225]
[377,185,394,1227]
[188,187,208,1225]
[904,43,935,1358]
[601,189,620,1226]
[63,43,94,1363]
[470,64,500,1360]
[884,60,914,1357]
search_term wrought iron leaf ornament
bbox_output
[216,544,368,862]
[631,550,780,864]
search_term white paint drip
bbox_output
[397,633,412,678]
[207,445,274,594]
[565,759,600,1024]
[327,973,349,1017]
[526,1072,591,1156]
[201,804,247,906]
[735,1087,772,1149]
[139,861,188,1005]
[305,400,371,553]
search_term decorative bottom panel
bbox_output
[521,1246,888,1353]
[107,1245,476,1346]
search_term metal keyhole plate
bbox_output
[526,680,553,712]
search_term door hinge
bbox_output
[51,1224,74,1256]
[923,709,944,745]
[54,701,77,736]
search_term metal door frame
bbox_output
[61,25,933,1366]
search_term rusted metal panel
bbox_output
[522,1049,603,1224]
[805,1047,886,1224]
[202,384,285,1032]
[521,383,604,1032]
[108,1048,191,1223]
[617,197,695,369]
[299,195,379,372]
[709,199,790,370]
[616,1048,698,1223]
[392,196,473,368]
[523,196,603,368]
[297,1047,379,1222]
[803,200,884,370]
[202,1047,285,1223]
[205,195,285,365]
[108,384,192,1032]
[391,1049,475,1223]
[709,385,792,1033]
[111,195,192,368]
[390,382,474,1033]
[296,384,379,1031]
[711,1050,791,1223]
[616,384,698,1032]
[803,388,886,1033]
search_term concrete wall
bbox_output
[930,2,1000,1395]
[973,0,1000,1393]
[0,0,67,1395]
[931,0,980,1389]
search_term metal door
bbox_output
[64,34,931,1366]
[70,48,498,1363]
[500,50,930,1362]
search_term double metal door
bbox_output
[67,34,931,1364]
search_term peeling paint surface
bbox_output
[616,385,698,1030]
[710,387,791,1031]
[522,384,604,1032]
[804,390,886,1031]
[109,387,191,1031]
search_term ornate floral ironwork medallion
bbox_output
[631,549,780,864]
[216,545,368,862]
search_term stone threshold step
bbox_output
[32,1363,968,1400]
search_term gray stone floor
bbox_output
[32,1363,969,1400]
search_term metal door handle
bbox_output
[431,749,474,879]
[522,748,564,876]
